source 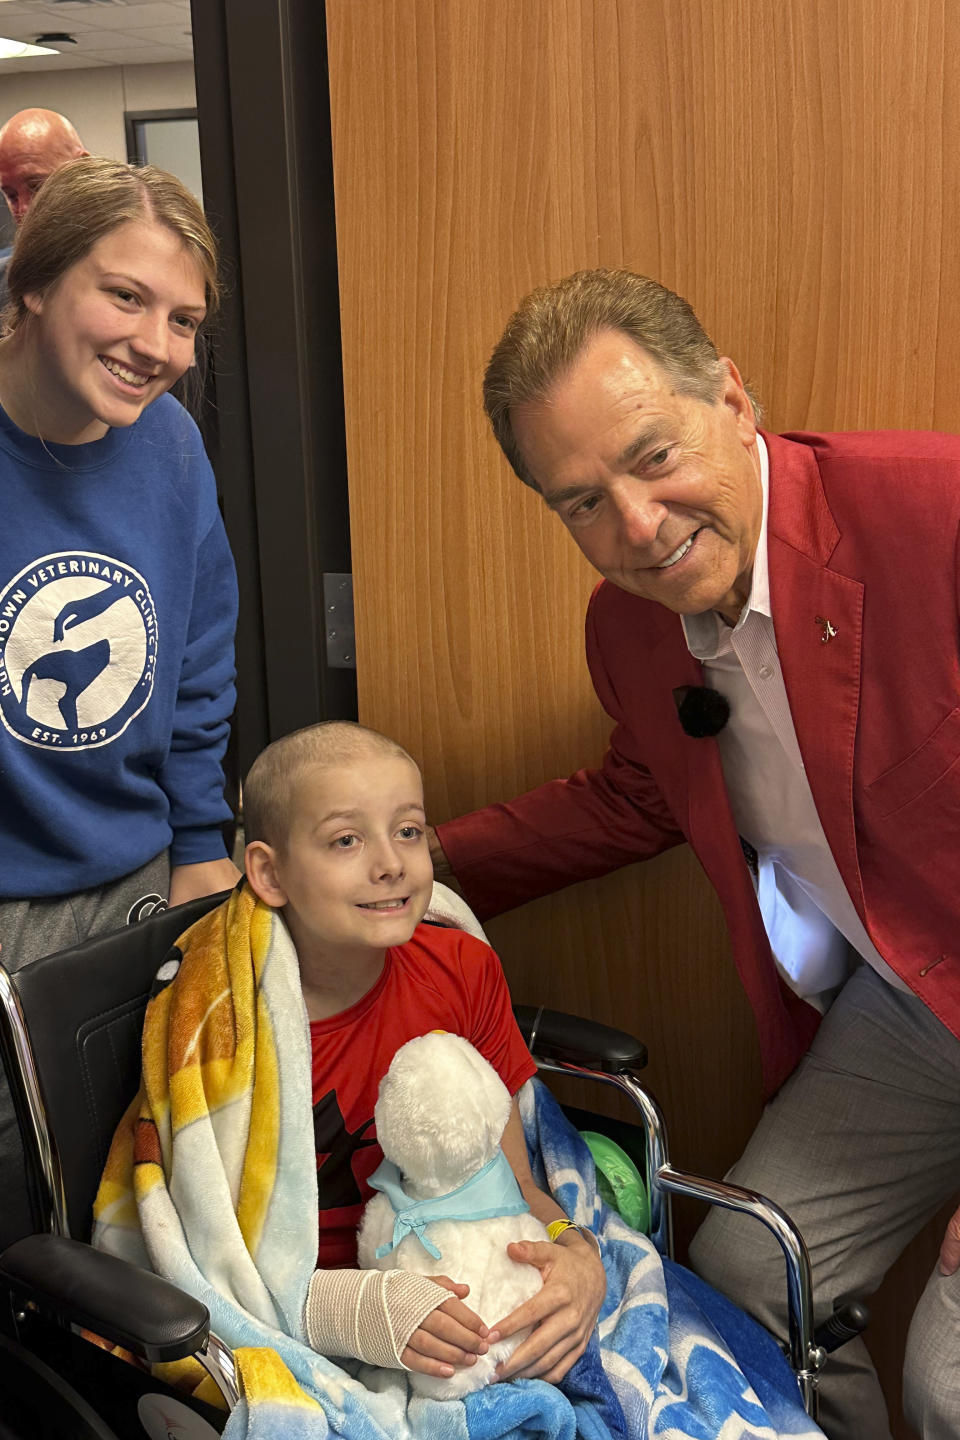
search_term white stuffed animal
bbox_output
[357,1031,549,1398]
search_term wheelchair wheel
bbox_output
[0,1320,226,1439]
[0,1330,119,1439]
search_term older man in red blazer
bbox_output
[431,270,960,1440]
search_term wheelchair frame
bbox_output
[0,902,242,1422]
[515,1003,823,1417]
[0,911,825,1431]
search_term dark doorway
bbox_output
[190,0,356,776]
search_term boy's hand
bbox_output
[401,1276,498,1378]
[491,1232,605,1382]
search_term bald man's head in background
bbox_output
[0,109,88,225]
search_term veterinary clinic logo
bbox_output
[0,551,157,751]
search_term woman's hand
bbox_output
[401,1276,498,1378]
[491,1231,605,1383]
[168,857,241,908]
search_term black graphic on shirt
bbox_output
[21,635,112,733]
[312,1089,377,1208]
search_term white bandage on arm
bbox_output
[303,1268,449,1369]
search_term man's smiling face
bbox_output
[511,329,763,625]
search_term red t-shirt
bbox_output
[310,923,536,1267]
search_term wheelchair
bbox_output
[0,889,856,1436]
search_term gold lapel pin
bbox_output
[815,615,838,644]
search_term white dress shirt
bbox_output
[681,436,909,1007]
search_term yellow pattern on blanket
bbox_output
[93,882,320,1345]
[96,886,276,1249]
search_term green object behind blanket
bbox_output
[581,1131,650,1234]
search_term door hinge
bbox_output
[322,573,356,669]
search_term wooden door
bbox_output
[326,4,960,1432]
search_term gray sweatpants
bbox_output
[688,962,960,1440]
[0,852,170,1248]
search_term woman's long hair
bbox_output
[2,156,220,419]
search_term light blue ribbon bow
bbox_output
[369,1147,530,1260]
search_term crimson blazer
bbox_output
[439,431,960,1095]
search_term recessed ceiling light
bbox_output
[0,37,60,58]
[34,33,78,45]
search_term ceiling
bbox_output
[0,0,193,75]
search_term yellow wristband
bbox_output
[546,1219,577,1242]
[546,1218,601,1254]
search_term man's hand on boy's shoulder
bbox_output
[427,826,454,879]
[490,1229,606,1383]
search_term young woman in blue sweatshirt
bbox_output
[0,156,240,969]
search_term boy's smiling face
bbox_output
[253,753,434,968]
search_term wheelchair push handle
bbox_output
[814,1300,871,1355]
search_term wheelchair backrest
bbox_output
[0,891,229,1246]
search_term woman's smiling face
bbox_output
[22,216,207,444]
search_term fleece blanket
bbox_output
[92,883,823,1439]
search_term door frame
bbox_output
[190,0,356,776]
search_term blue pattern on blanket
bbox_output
[661,1261,822,1435]
[224,1078,823,1439]
[518,1080,822,1440]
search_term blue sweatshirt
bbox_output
[0,394,238,899]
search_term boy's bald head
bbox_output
[243,722,417,851]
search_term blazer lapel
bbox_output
[766,435,866,915]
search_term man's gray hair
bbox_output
[483,268,760,490]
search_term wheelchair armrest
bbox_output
[0,1233,209,1364]
[514,1004,647,1074]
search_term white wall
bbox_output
[0,61,196,160]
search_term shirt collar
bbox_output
[681,433,770,660]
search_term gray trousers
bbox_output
[0,853,170,1248]
[688,963,960,1440]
